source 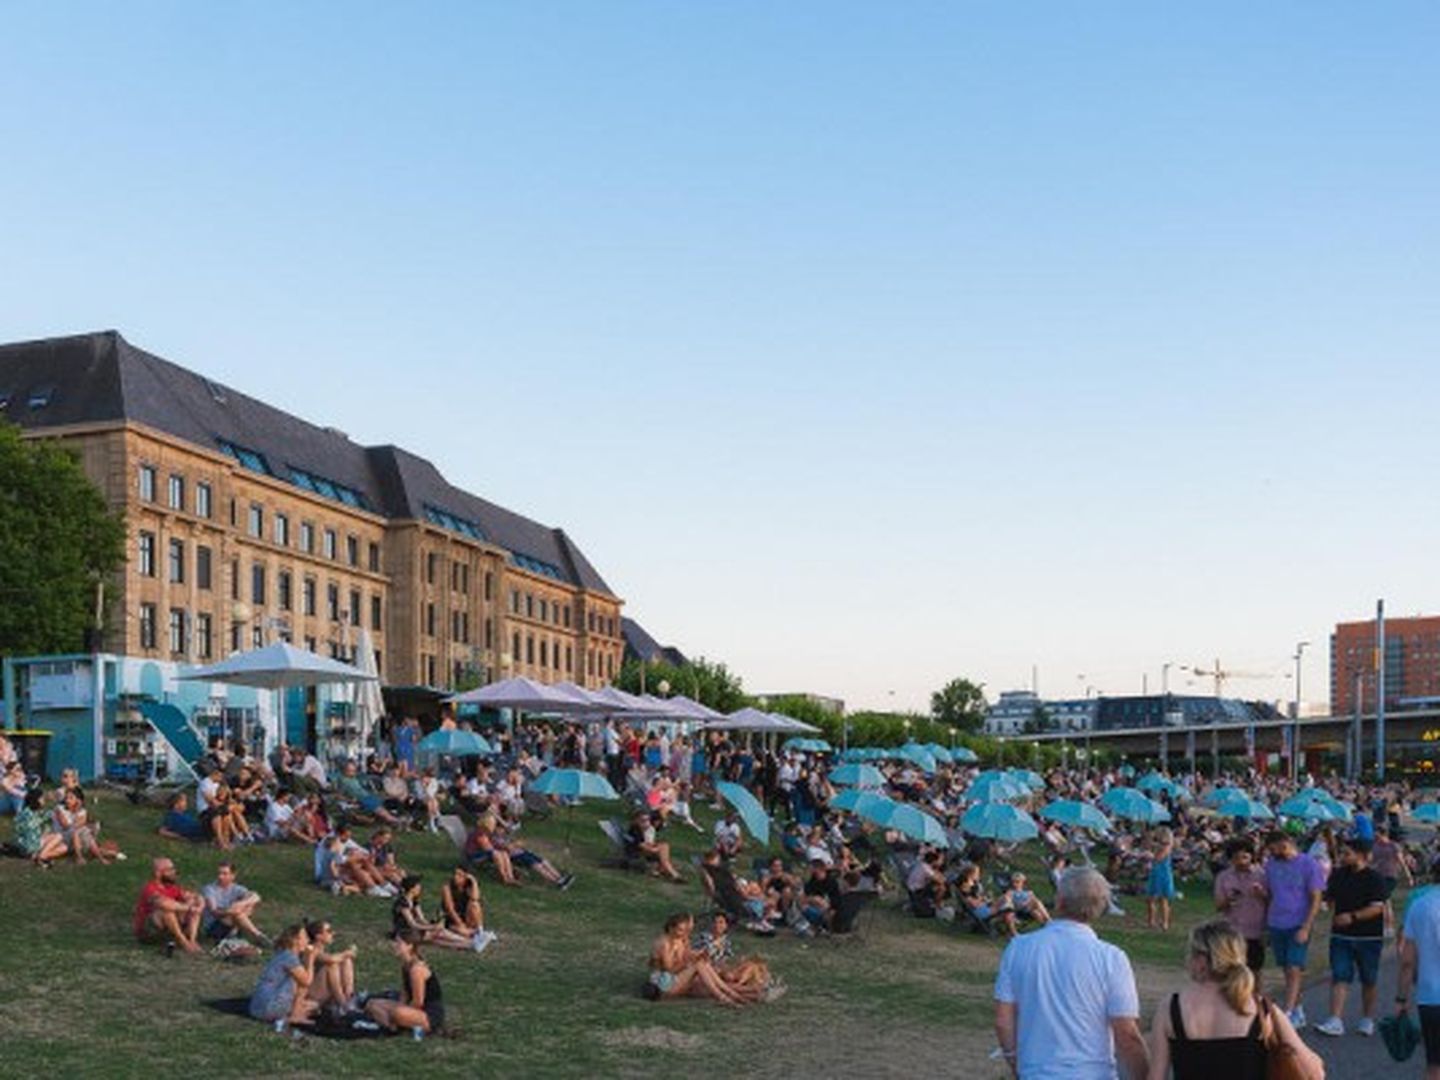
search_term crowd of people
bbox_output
[10,717,1440,1071]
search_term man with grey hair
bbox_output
[993,867,1148,1079]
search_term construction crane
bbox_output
[1188,658,1281,698]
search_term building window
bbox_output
[540,640,548,667]
[138,464,156,502]
[565,645,572,673]
[251,563,266,606]
[461,612,469,644]
[167,474,185,510]
[460,564,469,594]
[327,582,340,622]
[303,577,317,616]
[485,572,493,601]
[247,504,263,538]
[231,622,243,652]
[425,655,436,686]
[512,632,520,660]
[511,590,520,614]
[588,611,596,632]
[426,603,436,637]
[349,589,360,627]
[230,559,240,600]
[526,594,534,618]
[196,545,212,590]
[587,650,595,676]
[300,522,314,554]
[168,609,186,655]
[346,535,358,567]
[562,604,571,629]
[539,598,549,622]
[526,635,534,664]
[167,538,185,583]
[278,570,293,611]
[368,542,380,572]
[139,603,157,649]
[304,635,317,653]
[427,552,437,585]
[195,613,213,659]
[252,626,264,648]
[323,528,337,560]
[274,513,289,547]
[137,531,156,577]
[196,481,212,519]
[229,498,237,527]
[370,595,382,631]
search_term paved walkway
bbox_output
[1296,939,1424,1079]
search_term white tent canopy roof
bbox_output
[179,641,376,690]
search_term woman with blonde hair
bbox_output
[1147,918,1323,1079]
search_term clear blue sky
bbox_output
[3,3,1437,712]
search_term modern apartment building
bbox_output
[1330,614,1440,717]
[0,331,625,692]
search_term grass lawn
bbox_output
[0,790,1283,1079]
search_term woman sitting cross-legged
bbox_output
[440,865,496,951]
[646,912,753,1005]
[392,874,492,953]
[15,790,69,866]
[248,924,320,1028]
[364,931,445,1037]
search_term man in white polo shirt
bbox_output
[994,867,1148,1080]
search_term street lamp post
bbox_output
[1291,640,1309,783]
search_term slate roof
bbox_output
[622,617,687,667]
[0,330,615,596]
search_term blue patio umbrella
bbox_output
[715,781,771,846]
[417,728,493,757]
[950,746,979,764]
[877,802,949,847]
[968,774,1029,803]
[1100,787,1171,823]
[783,737,832,754]
[963,801,1040,842]
[1039,799,1113,833]
[1412,804,1440,824]
[890,745,938,773]
[1136,771,1171,792]
[1118,763,1136,779]
[1277,795,1344,823]
[1211,791,1274,821]
[832,789,896,819]
[1202,785,1241,808]
[1009,769,1046,791]
[923,743,954,764]
[528,768,619,800]
[828,763,887,789]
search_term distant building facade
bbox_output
[986,691,1097,734]
[986,690,1276,735]
[1330,615,1440,718]
[0,331,625,693]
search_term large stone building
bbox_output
[0,331,625,692]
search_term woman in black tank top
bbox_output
[1149,919,1322,1080]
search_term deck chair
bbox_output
[436,814,469,855]
[598,820,644,871]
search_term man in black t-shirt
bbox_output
[1316,838,1388,1037]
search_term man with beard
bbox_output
[134,856,205,954]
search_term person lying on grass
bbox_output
[626,810,685,882]
[392,874,493,952]
[646,912,754,1005]
[465,813,574,890]
[364,931,445,1036]
[202,860,271,947]
[248,923,319,1027]
[302,918,358,1012]
[14,789,69,866]
[134,856,206,954]
[158,791,208,844]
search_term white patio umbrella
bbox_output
[704,707,794,733]
[449,676,599,714]
[769,712,823,734]
[351,628,385,750]
[180,641,377,752]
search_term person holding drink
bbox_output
[1214,838,1269,976]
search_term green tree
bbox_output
[616,655,748,714]
[930,677,989,733]
[0,422,125,657]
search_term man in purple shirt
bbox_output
[1265,829,1326,1029]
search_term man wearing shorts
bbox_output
[1316,838,1387,1036]
[1264,829,1325,1029]
[1398,881,1440,1079]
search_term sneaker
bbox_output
[1357,1017,1376,1037]
[471,930,496,954]
[330,881,344,896]
[557,873,575,892]
[366,885,390,898]
[1315,1016,1343,1037]
[1290,1005,1307,1030]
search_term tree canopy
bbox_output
[0,423,125,657]
[615,655,748,714]
[930,676,989,732]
